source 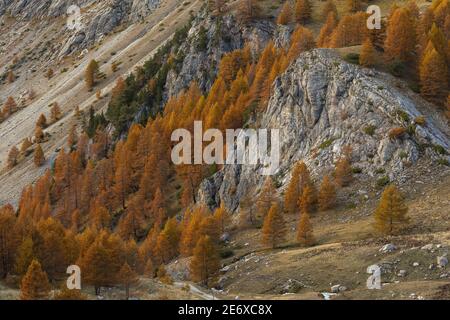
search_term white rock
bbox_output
[421,244,434,251]
[380,244,397,253]
[413,262,420,267]
[331,285,341,293]
[320,292,337,300]
[398,270,407,277]
[220,266,230,272]
[437,256,448,268]
[331,284,347,293]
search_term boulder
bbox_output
[220,233,231,243]
[421,244,434,251]
[331,285,347,293]
[380,244,397,253]
[437,256,448,268]
[398,270,408,277]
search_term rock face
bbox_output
[164,11,274,98]
[0,0,158,19]
[130,0,160,21]
[0,0,161,55]
[437,256,448,268]
[198,49,450,212]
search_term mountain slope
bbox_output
[0,0,203,206]
[199,49,450,212]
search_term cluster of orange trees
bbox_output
[0,0,424,298]
[277,0,449,109]
[0,31,313,296]
[258,152,353,250]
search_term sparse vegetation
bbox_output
[376,176,390,188]
[363,124,376,136]
[389,127,407,139]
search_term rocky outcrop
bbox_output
[0,0,158,19]
[164,10,275,98]
[0,0,161,55]
[130,0,160,22]
[198,49,450,212]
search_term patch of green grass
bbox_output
[220,249,234,259]
[352,167,363,174]
[437,158,449,166]
[406,124,416,135]
[399,151,408,159]
[345,202,357,210]
[394,109,410,122]
[363,125,376,136]
[433,144,447,155]
[319,138,335,150]
[376,176,390,188]
[344,53,360,64]
[388,61,406,77]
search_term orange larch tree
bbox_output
[35,126,45,143]
[2,96,17,117]
[0,205,17,278]
[318,175,337,211]
[180,208,206,257]
[20,138,32,153]
[7,146,19,169]
[34,144,45,167]
[118,199,144,240]
[256,177,277,219]
[329,12,367,48]
[360,38,377,67]
[237,0,262,23]
[317,12,338,48]
[155,217,181,264]
[50,102,62,123]
[261,203,286,249]
[373,185,409,235]
[189,235,220,288]
[20,260,51,300]
[295,0,312,24]
[85,59,99,91]
[335,157,353,187]
[35,217,68,280]
[214,203,230,234]
[118,262,139,300]
[420,45,449,107]
[15,236,34,276]
[287,26,316,63]
[277,2,292,25]
[298,184,317,214]
[384,8,416,64]
[321,0,338,20]
[36,113,48,128]
[297,209,315,246]
[113,141,132,210]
